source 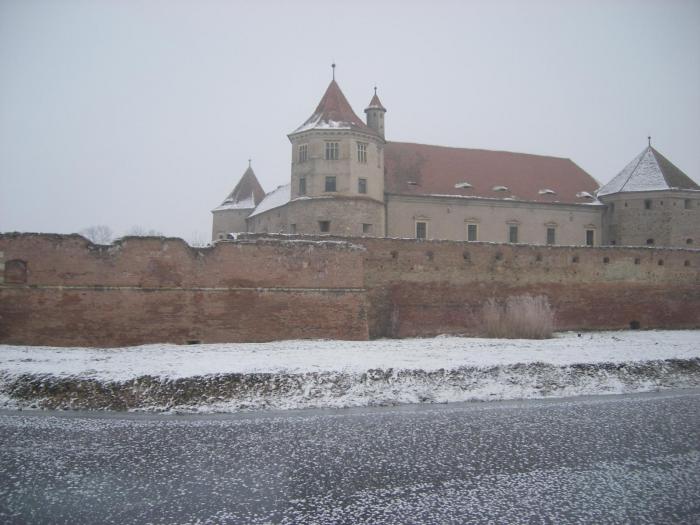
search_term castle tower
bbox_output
[364,87,387,138]
[286,68,386,236]
[211,163,265,240]
[597,139,699,247]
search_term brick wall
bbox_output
[1,233,698,346]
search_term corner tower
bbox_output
[286,69,386,236]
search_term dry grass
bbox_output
[480,295,555,339]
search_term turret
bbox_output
[364,87,387,138]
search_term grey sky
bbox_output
[1,0,699,242]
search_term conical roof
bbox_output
[365,90,386,112]
[292,80,376,135]
[212,165,266,211]
[597,145,699,197]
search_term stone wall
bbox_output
[0,234,368,346]
[1,233,698,346]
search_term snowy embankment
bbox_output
[1,331,699,413]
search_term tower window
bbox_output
[357,142,367,163]
[685,199,692,209]
[644,199,652,210]
[362,223,372,234]
[586,229,595,246]
[508,225,518,243]
[467,223,477,242]
[319,221,330,233]
[546,227,556,245]
[325,176,336,192]
[298,144,308,163]
[325,142,339,160]
[646,238,654,245]
[299,177,306,195]
[416,221,427,240]
[358,178,367,194]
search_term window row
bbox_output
[298,176,368,195]
[414,222,596,246]
[297,142,370,163]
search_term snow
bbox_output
[598,147,669,196]
[293,115,356,134]
[0,331,697,381]
[248,184,290,218]
[211,195,255,211]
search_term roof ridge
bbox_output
[386,141,570,161]
[616,147,650,193]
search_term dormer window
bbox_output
[576,191,594,199]
[538,189,556,195]
[325,142,339,160]
[493,185,508,192]
[454,182,472,189]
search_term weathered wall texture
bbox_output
[0,234,368,346]
[1,233,698,346]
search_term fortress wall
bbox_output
[357,238,700,337]
[0,234,368,346]
[1,233,698,346]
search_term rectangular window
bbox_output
[290,224,297,234]
[467,224,477,242]
[362,223,372,234]
[685,199,692,209]
[416,221,427,240]
[358,178,367,194]
[319,221,330,233]
[508,225,518,243]
[325,176,336,192]
[586,229,595,246]
[644,199,652,210]
[357,142,367,163]
[299,177,306,195]
[325,142,339,160]
[298,144,308,163]
[546,227,556,245]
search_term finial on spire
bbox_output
[374,85,377,95]
[331,63,336,80]
[248,158,251,168]
[648,136,651,147]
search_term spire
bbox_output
[648,135,651,148]
[213,164,266,211]
[364,86,387,138]
[291,78,376,135]
[365,87,387,112]
[332,62,336,81]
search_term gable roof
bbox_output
[292,80,377,135]
[597,146,699,197]
[213,166,266,212]
[384,142,600,205]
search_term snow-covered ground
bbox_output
[1,331,699,412]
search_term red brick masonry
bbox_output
[1,233,698,346]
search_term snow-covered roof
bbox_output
[212,166,265,213]
[597,146,699,197]
[291,80,377,136]
[248,184,291,218]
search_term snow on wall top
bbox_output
[248,183,291,218]
[597,146,700,197]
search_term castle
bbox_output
[213,73,699,248]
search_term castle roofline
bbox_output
[291,80,378,136]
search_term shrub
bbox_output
[480,295,554,339]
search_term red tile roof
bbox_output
[217,166,266,209]
[292,80,377,135]
[384,142,600,205]
[365,90,386,112]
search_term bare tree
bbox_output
[79,225,114,244]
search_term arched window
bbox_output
[4,259,27,284]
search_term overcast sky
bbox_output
[1,0,699,242]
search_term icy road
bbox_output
[1,390,699,524]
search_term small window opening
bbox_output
[325,176,336,192]
[319,221,330,233]
[462,251,470,262]
[686,239,693,245]
[603,257,610,264]
[390,250,398,260]
[644,200,652,210]
[684,260,690,267]
[634,258,641,265]
[186,340,201,345]
[646,239,655,245]
[425,250,434,261]
[572,256,580,263]
[362,223,372,234]
[657,259,664,266]
[629,320,640,330]
[495,252,503,261]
